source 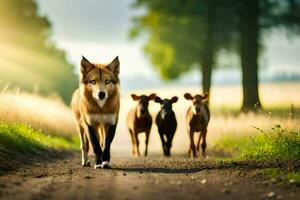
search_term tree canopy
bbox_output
[131,0,300,111]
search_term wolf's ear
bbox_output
[131,94,140,101]
[81,56,94,74]
[148,93,156,101]
[154,96,162,104]
[184,93,193,100]
[108,56,120,76]
[171,96,178,103]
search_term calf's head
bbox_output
[154,96,178,119]
[184,93,209,115]
[131,93,156,117]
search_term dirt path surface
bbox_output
[0,152,299,200]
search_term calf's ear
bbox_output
[154,96,162,104]
[171,96,178,103]
[202,93,209,102]
[184,93,193,100]
[131,94,140,101]
[148,93,156,101]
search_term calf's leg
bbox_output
[144,130,150,156]
[201,129,207,158]
[129,129,136,156]
[134,133,140,156]
[159,132,167,156]
[189,129,197,158]
[196,134,202,155]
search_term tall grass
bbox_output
[214,125,300,161]
[0,85,77,138]
[0,122,78,153]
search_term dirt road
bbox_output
[0,152,299,200]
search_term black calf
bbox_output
[154,96,178,156]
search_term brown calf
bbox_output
[126,93,156,156]
[184,93,210,158]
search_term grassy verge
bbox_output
[259,168,300,186]
[0,121,79,154]
[214,125,300,161]
[213,125,300,185]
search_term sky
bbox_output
[36,0,300,90]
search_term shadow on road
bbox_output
[113,167,204,174]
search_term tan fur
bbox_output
[184,93,210,158]
[126,94,156,156]
[71,56,120,168]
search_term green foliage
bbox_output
[259,168,300,186]
[260,168,282,178]
[0,122,79,153]
[131,0,236,81]
[214,125,300,161]
[287,171,300,186]
[131,0,300,105]
[0,0,77,103]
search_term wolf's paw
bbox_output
[101,161,112,169]
[94,164,102,169]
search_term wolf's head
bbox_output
[80,56,120,108]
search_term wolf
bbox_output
[71,56,120,169]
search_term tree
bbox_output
[238,0,262,112]
[0,0,77,103]
[132,0,300,112]
[236,0,300,112]
[131,0,236,94]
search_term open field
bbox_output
[0,82,299,156]
[114,82,300,156]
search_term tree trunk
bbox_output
[240,0,262,112]
[201,54,213,94]
[201,1,215,96]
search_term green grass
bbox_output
[259,168,300,186]
[213,125,300,186]
[0,122,79,154]
[214,125,300,161]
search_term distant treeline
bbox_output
[272,72,300,82]
[0,0,77,103]
[131,0,300,112]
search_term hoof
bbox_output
[94,164,102,169]
[101,161,112,169]
[82,160,91,167]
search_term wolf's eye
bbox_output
[89,80,96,84]
[105,79,111,85]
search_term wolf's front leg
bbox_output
[77,124,90,167]
[87,125,103,169]
[102,124,116,169]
